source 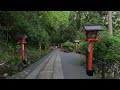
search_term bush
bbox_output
[79,41,88,53]
[63,41,74,51]
[0,53,4,61]
[7,55,21,65]
[99,31,114,47]
[79,31,120,63]
[105,37,120,63]
[93,42,107,60]
[98,31,120,63]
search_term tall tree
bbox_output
[108,11,113,35]
[76,11,81,31]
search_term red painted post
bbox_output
[17,35,27,64]
[21,44,24,61]
[88,42,93,71]
[84,25,103,76]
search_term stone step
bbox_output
[25,51,55,79]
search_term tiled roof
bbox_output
[84,25,102,31]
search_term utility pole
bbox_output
[108,11,113,35]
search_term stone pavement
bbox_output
[60,51,95,79]
[8,49,95,79]
[8,49,64,79]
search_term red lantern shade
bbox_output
[84,25,102,42]
[17,35,27,44]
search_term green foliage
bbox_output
[46,11,69,30]
[1,11,120,46]
[99,31,112,46]
[98,31,120,62]
[1,11,120,77]
[63,41,74,51]
[7,55,21,65]
[105,36,120,63]
[79,42,88,53]
[93,42,107,60]
[0,53,4,61]
[26,47,40,61]
[92,31,111,60]
[0,11,51,46]
[75,31,86,41]
[80,30,120,63]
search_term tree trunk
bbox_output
[108,11,113,35]
[76,11,80,31]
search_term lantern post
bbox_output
[84,24,103,76]
[74,40,79,53]
[17,35,27,64]
[39,42,42,55]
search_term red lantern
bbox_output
[84,24,103,76]
[17,35,27,64]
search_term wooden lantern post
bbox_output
[84,24,103,76]
[74,40,79,52]
[17,35,27,64]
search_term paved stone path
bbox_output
[8,49,95,79]
[59,51,95,79]
[8,49,64,79]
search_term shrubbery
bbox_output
[0,42,50,78]
[63,41,74,51]
[105,37,120,63]
[80,31,120,63]
[79,42,88,53]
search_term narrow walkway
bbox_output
[60,51,95,79]
[25,49,64,79]
[8,49,95,79]
[8,49,64,79]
